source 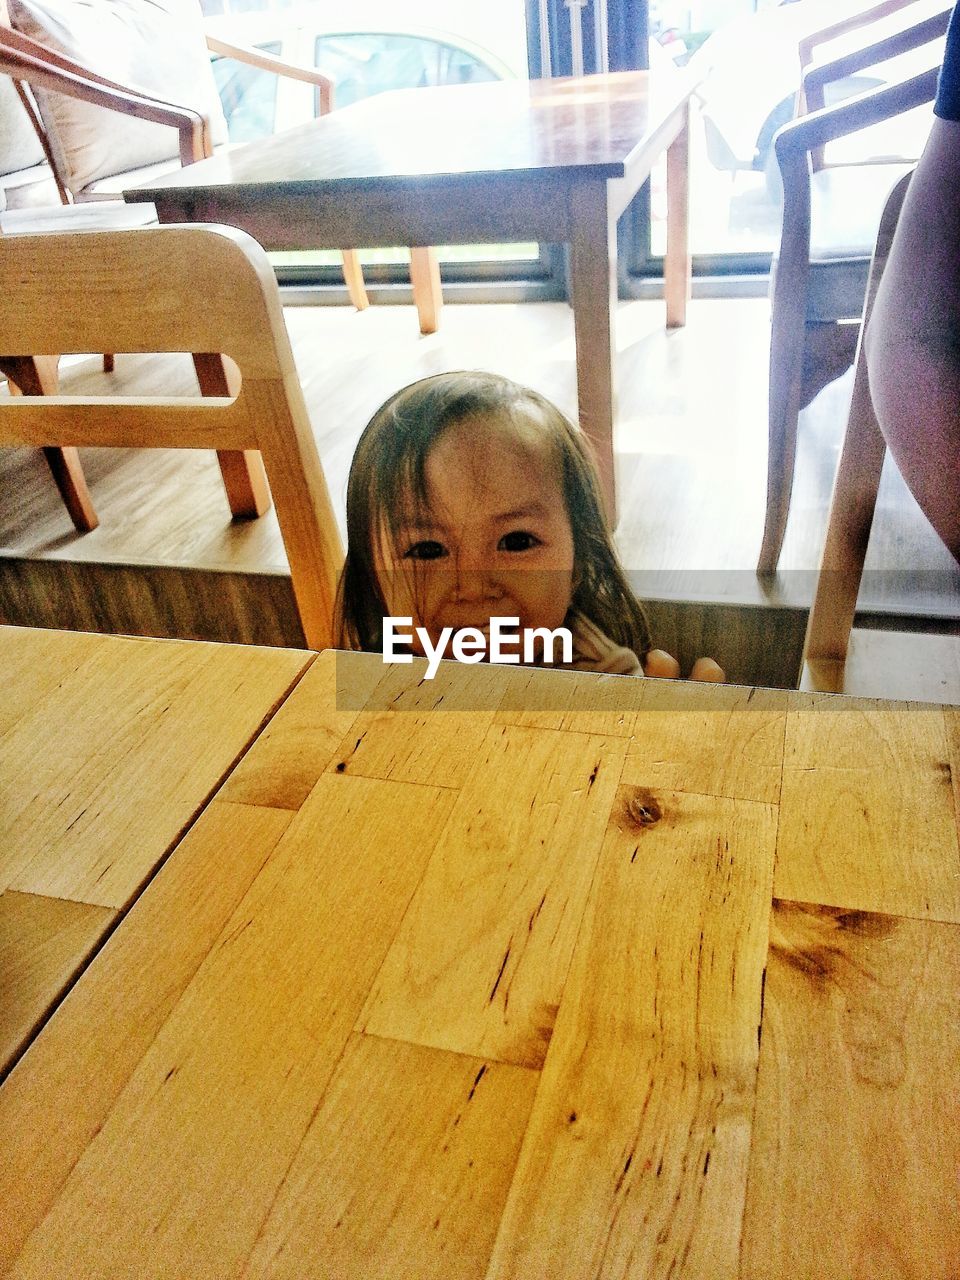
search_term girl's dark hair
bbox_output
[336,371,650,659]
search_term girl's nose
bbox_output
[451,558,499,603]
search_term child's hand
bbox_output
[643,650,725,682]
[689,657,725,683]
[643,649,681,679]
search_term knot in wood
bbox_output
[623,787,662,829]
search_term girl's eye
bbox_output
[498,530,541,552]
[403,540,447,561]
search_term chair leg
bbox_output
[192,353,272,519]
[803,340,886,664]
[341,250,369,311]
[802,170,913,672]
[758,303,807,575]
[2,354,99,533]
[42,445,100,533]
[409,247,443,336]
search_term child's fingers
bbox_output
[644,648,681,679]
[689,657,725,683]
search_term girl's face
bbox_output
[378,414,576,656]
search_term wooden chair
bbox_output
[0,42,163,533]
[0,20,273,522]
[0,224,343,650]
[758,3,949,573]
[802,169,912,685]
[0,2,440,526]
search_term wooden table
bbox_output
[124,70,699,522]
[3,633,958,1277]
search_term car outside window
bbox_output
[312,32,500,109]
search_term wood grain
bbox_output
[360,722,628,1068]
[130,72,691,194]
[244,1035,538,1280]
[3,645,958,1274]
[0,626,310,908]
[0,800,295,1274]
[776,693,960,920]
[622,679,789,805]
[741,899,960,1278]
[328,657,512,790]
[219,648,385,810]
[486,785,777,1279]
[0,889,115,1077]
[5,775,453,1279]
[494,663,643,735]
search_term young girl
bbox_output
[336,371,723,681]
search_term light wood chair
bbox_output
[758,3,949,573]
[0,224,343,650]
[0,3,442,527]
[0,23,272,522]
[802,168,913,685]
[0,25,161,533]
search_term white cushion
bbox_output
[0,75,48,177]
[7,0,228,198]
[79,142,229,199]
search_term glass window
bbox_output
[212,41,281,143]
[645,0,946,265]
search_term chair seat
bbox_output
[0,199,158,233]
[809,161,914,256]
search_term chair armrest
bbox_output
[777,64,940,163]
[0,27,210,164]
[205,34,335,115]
[802,7,950,113]
[798,0,919,71]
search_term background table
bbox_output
[3,639,958,1277]
[125,70,699,521]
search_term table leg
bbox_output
[569,182,617,526]
[409,247,443,336]
[665,99,692,330]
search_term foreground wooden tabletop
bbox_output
[2,636,958,1277]
[0,626,310,1080]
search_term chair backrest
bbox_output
[3,0,226,199]
[0,223,343,650]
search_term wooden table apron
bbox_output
[125,72,696,523]
[3,643,959,1278]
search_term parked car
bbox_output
[692,0,946,193]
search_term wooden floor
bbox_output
[2,295,959,697]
